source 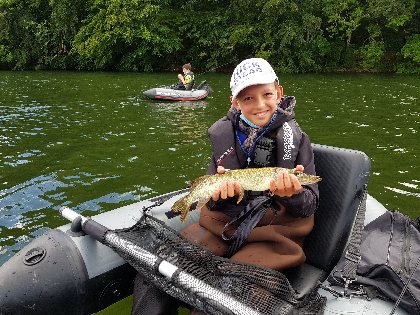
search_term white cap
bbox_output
[230,58,278,100]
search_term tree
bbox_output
[72,0,182,71]
[0,0,419,72]
[0,0,87,69]
[322,0,363,67]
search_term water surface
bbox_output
[0,71,419,265]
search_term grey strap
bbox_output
[341,184,368,295]
[222,195,272,257]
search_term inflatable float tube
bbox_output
[143,81,212,101]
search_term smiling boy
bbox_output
[181,57,319,270]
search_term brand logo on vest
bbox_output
[217,146,234,165]
[283,122,295,160]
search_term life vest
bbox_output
[184,71,195,90]
[208,116,303,171]
[181,109,317,270]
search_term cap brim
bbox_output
[232,74,278,100]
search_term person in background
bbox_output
[172,63,195,90]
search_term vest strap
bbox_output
[221,195,272,257]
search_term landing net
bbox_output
[107,214,326,315]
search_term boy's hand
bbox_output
[270,165,304,197]
[212,166,242,201]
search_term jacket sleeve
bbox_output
[207,155,217,175]
[277,131,319,217]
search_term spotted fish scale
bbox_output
[171,167,321,222]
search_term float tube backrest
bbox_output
[196,80,207,90]
[285,144,370,297]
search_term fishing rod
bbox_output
[194,61,232,77]
[60,206,261,315]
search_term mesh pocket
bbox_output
[108,214,326,315]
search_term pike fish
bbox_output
[171,167,321,222]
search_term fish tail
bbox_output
[171,195,191,223]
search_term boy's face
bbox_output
[231,83,282,127]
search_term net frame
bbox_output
[107,214,326,315]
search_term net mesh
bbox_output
[107,214,326,315]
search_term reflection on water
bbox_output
[386,184,420,198]
[0,71,419,266]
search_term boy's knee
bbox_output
[181,223,229,257]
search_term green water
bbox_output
[0,71,419,268]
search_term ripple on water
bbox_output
[385,177,420,198]
[0,174,67,227]
[2,149,46,167]
[0,172,145,228]
[385,186,420,198]
[0,170,153,266]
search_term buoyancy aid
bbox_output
[208,116,303,171]
[207,96,317,175]
[184,71,195,90]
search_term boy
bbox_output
[181,57,319,270]
[174,63,195,90]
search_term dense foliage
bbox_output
[0,0,419,73]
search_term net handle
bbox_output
[60,206,88,224]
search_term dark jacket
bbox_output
[181,96,319,270]
[207,96,319,217]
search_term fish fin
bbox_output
[171,195,192,223]
[190,175,210,191]
[237,187,245,204]
[179,197,209,223]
